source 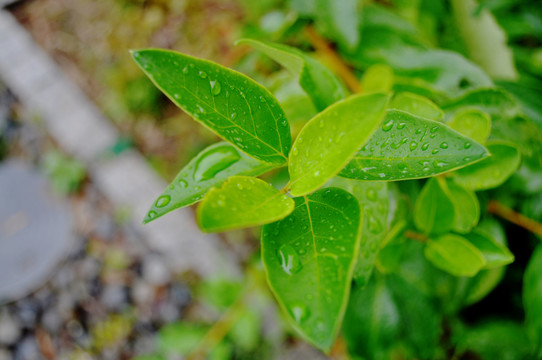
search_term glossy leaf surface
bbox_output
[466,231,514,268]
[390,92,444,121]
[340,110,489,181]
[261,188,361,350]
[238,39,346,110]
[132,49,291,165]
[448,181,480,233]
[425,234,486,277]
[448,109,491,144]
[414,178,455,235]
[289,93,388,196]
[197,176,294,232]
[328,177,388,288]
[454,141,521,190]
[144,142,276,224]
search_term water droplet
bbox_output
[237,183,244,190]
[464,142,472,149]
[182,66,189,74]
[290,303,309,323]
[409,141,418,151]
[193,145,240,181]
[368,215,383,234]
[430,126,439,133]
[422,143,429,151]
[155,195,171,208]
[147,210,157,219]
[278,244,302,275]
[210,80,221,96]
[198,70,207,78]
[196,104,205,113]
[382,119,394,132]
[397,122,406,129]
[415,128,422,134]
[440,142,449,149]
[366,188,377,201]
[432,149,439,154]
[230,112,237,120]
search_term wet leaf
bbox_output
[289,93,389,196]
[339,110,489,181]
[238,39,346,110]
[261,187,361,351]
[448,181,480,233]
[448,109,491,144]
[425,234,486,277]
[454,141,521,190]
[390,92,444,121]
[143,142,275,224]
[327,177,388,288]
[131,49,291,165]
[414,178,455,235]
[197,176,294,232]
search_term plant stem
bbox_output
[304,26,363,94]
[404,230,428,242]
[186,292,247,360]
[488,200,542,238]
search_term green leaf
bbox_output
[463,267,506,306]
[131,49,291,165]
[361,64,395,93]
[443,88,521,120]
[144,142,276,224]
[327,177,388,288]
[230,309,261,352]
[339,110,489,181]
[158,323,207,355]
[448,181,480,233]
[342,277,400,359]
[261,187,362,351]
[315,0,360,51]
[424,234,486,277]
[197,277,243,311]
[197,176,294,232]
[466,230,514,268]
[237,39,346,110]
[448,109,491,144]
[414,178,455,235]
[523,245,542,355]
[390,92,444,121]
[454,141,521,190]
[289,93,389,196]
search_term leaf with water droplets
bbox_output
[327,177,388,288]
[131,49,291,165]
[425,234,486,277]
[390,92,444,121]
[237,39,347,111]
[261,187,361,351]
[453,141,521,191]
[448,109,491,144]
[414,177,455,235]
[448,180,480,234]
[143,142,275,224]
[465,230,514,269]
[197,176,294,232]
[340,110,489,181]
[289,93,389,197]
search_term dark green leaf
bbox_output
[289,93,388,196]
[315,0,360,51]
[339,110,489,181]
[414,178,455,235]
[144,142,276,224]
[238,39,346,110]
[390,92,444,121]
[131,49,291,165]
[327,177,388,288]
[523,245,542,356]
[425,234,486,277]
[261,187,361,350]
[197,176,294,232]
[448,181,480,233]
[454,141,521,190]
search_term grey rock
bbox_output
[142,255,170,286]
[131,280,154,305]
[0,311,21,345]
[100,285,127,311]
[41,309,62,333]
[13,336,39,360]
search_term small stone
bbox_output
[14,336,39,360]
[100,285,127,311]
[142,255,170,286]
[169,284,191,308]
[0,311,21,345]
[159,301,180,323]
[0,348,11,360]
[42,310,62,333]
[131,280,154,305]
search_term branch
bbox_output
[488,200,542,238]
[304,26,363,94]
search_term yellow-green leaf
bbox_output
[425,234,486,277]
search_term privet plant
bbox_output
[132,0,542,358]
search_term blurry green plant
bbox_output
[42,150,86,194]
[131,0,542,358]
